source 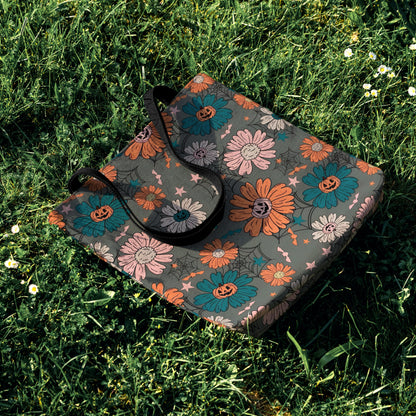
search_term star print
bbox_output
[254,256,267,266]
[181,282,194,292]
[190,173,202,183]
[270,292,277,297]
[303,239,310,245]
[306,261,316,270]
[277,132,287,141]
[170,106,180,117]
[322,247,332,256]
[292,215,305,225]
[175,187,187,196]
[288,176,300,187]
[61,204,73,214]
[370,181,375,186]
[130,179,140,188]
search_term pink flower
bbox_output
[117,232,173,281]
[224,129,276,175]
[356,196,376,220]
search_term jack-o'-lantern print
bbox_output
[182,94,232,136]
[312,213,350,243]
[194,270,257,313]
[73,194,129,237]
[303,163,359,209]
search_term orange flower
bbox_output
[134,185,166,210]
[199,239,239,268]
[125,112,173,160]
[260,263,295,286]
[152,283,184,306]
[229,178,295,237]
[185,74,215,93]
[300,136,333,162]
[233,93,260,109]
[356,159,380,175]
[85,165,117,191]
[48,211,65,229]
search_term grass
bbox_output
[1,0,416,414]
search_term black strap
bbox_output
[68,86,225,246]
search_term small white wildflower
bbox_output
[344,48,353,57]
[374,73,380,78]
[409,44,416,50]
[29,284,39,295]
[364,91,371,97]
[371,89,378,97]
[409,86,416,96]
[4,259,19,269]
[11,225,20,234]
[387,72,395,78]
[369,52,377,60]
[20,280,25,285]
[363,83,372,90]
[3,233,9,238]
[378,65,388,74]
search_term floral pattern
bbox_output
[51,73,384,337]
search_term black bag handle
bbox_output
[68,86,225,246]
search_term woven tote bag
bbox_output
[49,73,384,336]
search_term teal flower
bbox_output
[73,195,129,237]
[302,163,358,209]
[182,95,232,136]
[194,270,257,313]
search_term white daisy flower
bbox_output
[4,259,19,269]
[259,108,291,131]
[363,83,372,90]
[409,86,416,96]
[161,198,206,233]
[387,72,396,78]
[377,65,388,74]
[409,44,416,50]
[90,242,115,263]
[312,214,350,243]
[344,48,353,57]
[369,52,377,60]
[11,225,20,234]
[29,284,39,295]
[371,89,378,97]
[364,91,370,97]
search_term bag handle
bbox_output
[68,86,225,246]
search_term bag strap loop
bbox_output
[68,86,225,246]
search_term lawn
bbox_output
[1,0,416,415]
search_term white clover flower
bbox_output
[344,48,353,57]
[11,225,20,234]
[29,284,39,295]
[371,89,378,97]
[378,65,388,74]
[363,83,372,90]
[4,259,19,269]
[369,52,377,60]
[409,86,416,96]
[409,44,416,50]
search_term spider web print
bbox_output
[276,148,304,176]
[327,148,356,168]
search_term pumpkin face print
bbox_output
[318,175,341,193]
[252,198,272,219]
[90,205,114,222]
[323,222,337,233]
[196,106,216,122]
[213,282,238,299]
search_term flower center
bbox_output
[146,193,156,202]
[173,209,191,222]
[318,175,341,193]
[196,106,216,122]
[193,75,205,84]
[134,125,152,143]
[273,271,286,280]
[90,205,114,222]
[135,246,157,264]
[213,283,238,299]
[241,143,261,161]
[194,148,207,159]
[212,248,225,259]
[252,198,272,219]
[323,222,337,233]
[311,142,323,152]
